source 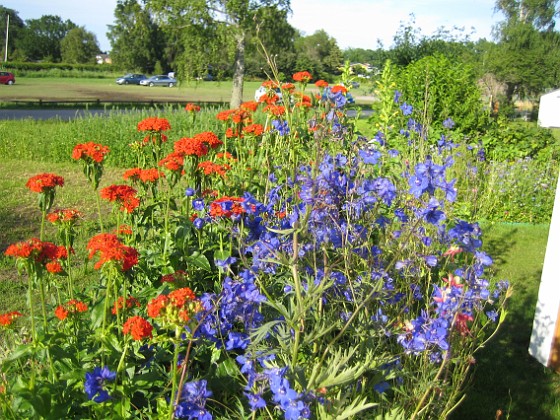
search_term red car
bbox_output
[0,71,15,85]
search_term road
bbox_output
[0,109,117,120]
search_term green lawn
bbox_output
[451,222,560,419]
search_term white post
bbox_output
[529,170,560,370]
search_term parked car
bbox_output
[140,75,177,87]
[0,71,15,85]
[116,73,147,85]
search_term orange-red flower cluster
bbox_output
[115,224,133,236]
[294,93,312,108]
[112,296,141,315]
[137,117,171,132]
[100,184,140,213]
[281,82,295,93]
[216,152,237,161]
[240,101,259,112]
[263,104,285,117]
[293,71,312,83]
[123,316,153,340]
[147,287,201,325]
[193,131,223,149]
[4,238,68,273]
[54,299,88,321]
[0,311,23,327]
[86,233,139,271]
[331,85,348,94]
[123,168,164,184]
[209,196,246,218]
[174,137,209,157]
[25,173,64,193]
[197,161,231,177]
[161,270,188,284]
[72,142,110,163]
[158,152,185,172]
[262,80,279,89]
[47,208,82,224]
[314,79,329,88]
[185,103,201,113]
[242,124,264,137]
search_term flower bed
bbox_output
[0,69,509,419]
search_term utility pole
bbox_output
[4,14,9,62]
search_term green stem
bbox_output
[169,327,182,419]
[95,192,105,232]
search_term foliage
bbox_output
[0,68,514,419]
[107,0,166,73]
[61,27,101,64]
[15,15,78,62]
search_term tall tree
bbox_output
[294,29,343,79]
[490,0,560,104]
[145,0,291,108]
[61,26,100,64]
[107,0,165,73]
[17,15,76,61]
[0,6,25,62]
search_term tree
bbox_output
[294,29,343,80]
[0,6,25,62]
[145,0,291,108]
[17,15,76,62]
[107,0,165,73]
[489,0,560,104]
[61,27,100,64]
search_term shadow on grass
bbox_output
[451,224,560,420]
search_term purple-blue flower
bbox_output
[84,366,116,403]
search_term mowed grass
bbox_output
[0,76,264,103]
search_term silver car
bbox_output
[140,75,177,87]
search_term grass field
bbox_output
[0,76,376,106]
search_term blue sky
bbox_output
[1,0,503,52]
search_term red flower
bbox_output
[216,152,237,161]
[115,224,133,236]
[137,117,171,132]
[242,124,264,137]
[86,233,138,271]
[112,296,141,315]
[174,137,209,157]
[123,316,153,340]
[5,238,67,269]
[161,270,188,284]
[54,299,88,320]
[0,311,23,327]
[25,173,64,193]
[185,103,201,113]
[263,104,286,117]
[197,161,231,177]
[100,184,140,213]
[193,131,223,149]
[216,109,237,122]
[124,168,164,184]
[293,71,312,83]
[281,82,295,93]
[47,208,82,224]
[72,142,110,163]
[209,196,245,218]
[315,80,329,88]
[331,85,348,94]
[159,151,185,172]
[241,101,259,112]
[147,287,201,325]
[261,80,279,89]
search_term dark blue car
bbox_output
[116,74,147,85]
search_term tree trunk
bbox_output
[230,29,245,109]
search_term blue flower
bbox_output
[175,380,213,419]
[84,366,116,403]
[272,120,290,136]
[185,187,196,197]
[443,118,455,129]
[192,198,205,211]
[400,102,413,116]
